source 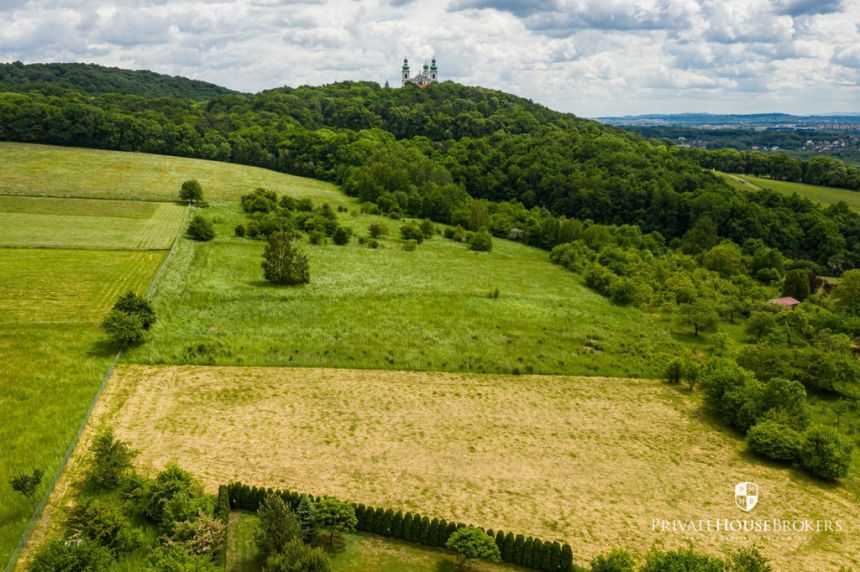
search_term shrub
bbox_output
[171,512,227,557]
[746,420,803,463]
[102,309,145,346]
[187,215,215,241]
[368,222,388,238]
[584,264,616,295]
[610,278,636,306]
[112,291,156,330]
[800,425,853,480]
[446,527,501,566]
[145,544,221,572]
[28,539,113,572]
[332,226,351,245]
[591,548,635,572]
[9,468,43,509]
[262,232,310,285]
[640,546,725,572]
[666,359,683,384]
[65,500,141,556]
[137,463,207,530]
[87,428,137,489]
[257,493,301,558]
[419,219,435,239]
[469,229,493,252]
[179,179,203,204]
[403,239,417,252]
[400,221,424,243]
[783,268,811,301]
[235,224,246,237]
[264,539,330,572]
[726,546,772,572]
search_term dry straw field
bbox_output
[74,364,860,570]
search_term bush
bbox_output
[640,547,725,572]
[28,539,113,572]
[746,420,803,463]
[469,229,493,252]
[87,428,137,489]
[332,226,351,245]
[179,179,203,204]
[264,540,331,572]
[403,239,417,252]
[400,221,424,243]
[262,232,310,285]
[235,224,246,237]
[102,309,145,346]
[419,219,435,239]
[446,527,501,566]
[368,222,388,238]
[666,359,683,384]
[65,500,141,556]
[171,512,227,557]
[145,544,221,572]
[800,425,853,480]
[783,268,811,301]
[112,291,156,330]
[187,215,215,241]
[610,278,636,306]
[591,548,635,572]
[726,546,772,572]
[137,463,207,530]
[257,493,301,558]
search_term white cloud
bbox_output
[0,0,857,115]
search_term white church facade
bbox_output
[401,58,438,87]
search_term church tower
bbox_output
[429,58,438,82]
[401,58,410,86]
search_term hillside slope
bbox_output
[0,62,236,99]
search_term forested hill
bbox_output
[0,62,237,99]
[1,67,859,269]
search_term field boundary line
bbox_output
[3,202,191,572]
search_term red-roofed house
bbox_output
[768,296,801,309]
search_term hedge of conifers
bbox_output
[225,482,575,571]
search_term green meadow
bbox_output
[719,171,860,211]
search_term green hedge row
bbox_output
[225,482,575,571]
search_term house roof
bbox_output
[768,296,801,306]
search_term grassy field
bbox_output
[75,364,860,570]
[227,513,525,572]
[719,172,860,211]
[0,142,342,204]
[0,196,186,249]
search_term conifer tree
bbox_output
[392,511,404,538]
[513,534,525,565]
[560,543,574,572]
[547,541,562,570]
[523,537,535,568]
[502,532,515,562]
[437,519,450,546]
[419,516,431,544]
[381,508,394,535]
[402,513,414,541]
[296,495,317,545]
[494,530,505,553]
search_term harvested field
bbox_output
[81,364,860,570]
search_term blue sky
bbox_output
[1,0,858,116]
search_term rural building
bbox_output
[768,296,801,308]
[402,57,438,87]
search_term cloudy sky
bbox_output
[1,0,858,116]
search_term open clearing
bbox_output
[78,364,859,570]
[0,196,186,249]
[719,171,860,212]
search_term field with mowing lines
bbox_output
[0,249,164,323]
[719,171,860,211]
[0,196,185,249]
[65,364,859,571]
[0,142,345,205]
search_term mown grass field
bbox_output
[0,142,341,204]
[227,513,525,572]
[79,364,860,571]
[0,196,186,249]
[719,171,860,212]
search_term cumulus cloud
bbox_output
[0,0,857,115]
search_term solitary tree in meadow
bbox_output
[677,300,719,336]
[179,179,204,204]
[10,468,43,509]
[262,231,310,285]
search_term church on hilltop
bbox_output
[401,57,437,87]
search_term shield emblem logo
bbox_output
[735,482,759,512]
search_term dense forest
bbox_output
[0,62,236,99]
[1,64,859,272]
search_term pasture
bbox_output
[79,364,860,570]
[719,171,860,211]
[0,196,185,249]
[0,142,344,205]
